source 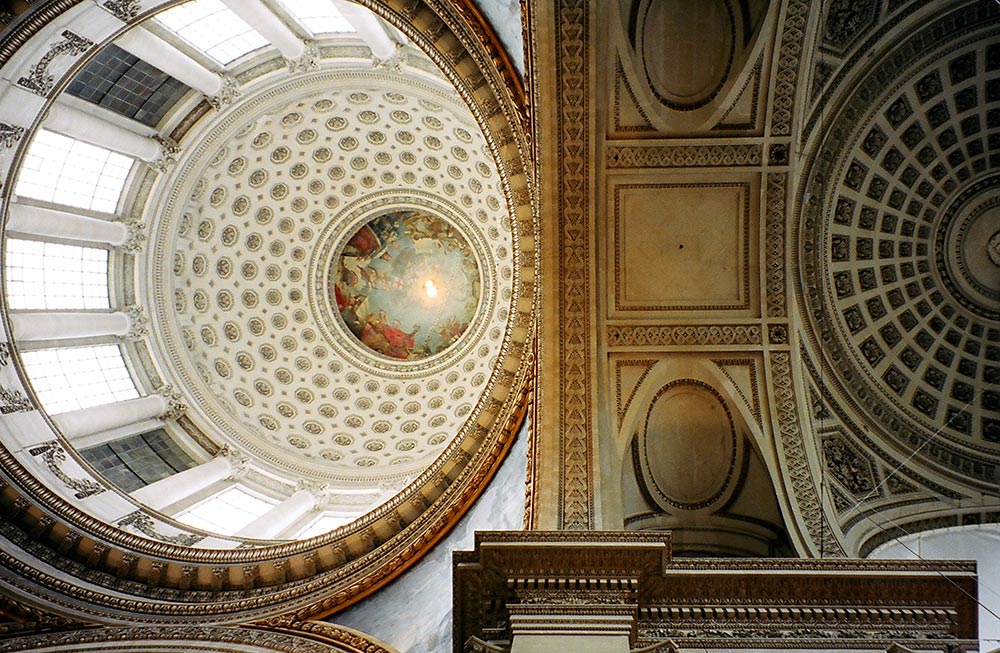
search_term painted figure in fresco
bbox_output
[332,209,481,361]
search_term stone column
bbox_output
[130,455,232,511]
[331,0,397,60]
[45,103,161,161]
[115,26,222,96]
[6,203,127,244]
[220,0,303,59]
[233,488,316,539]
[53,394,167,440]
[10,311,129,342]
[509,607,634,653]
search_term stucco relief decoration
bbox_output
[333,210,481,361]
[822,0,878,51]
[102,0,141,22]
[17,30,93,97]
[0,122,25,149]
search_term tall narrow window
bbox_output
[175,485,274,535]
[16,129,133,213]
[5,239,110,310]
[21,345,139,415]
[279,0,354,35]
[155,0,268,65]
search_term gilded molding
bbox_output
[607,325,761,348]
[0,623,397,653]
[553,0,594,531]
[769,351,841,555]
[606,144,762,168]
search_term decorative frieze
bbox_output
[607,325,761,348]
[17,30,93,97]
[27,441,105,499]
[116,510,205,546]
[0,122,25,149]
[769,351,838,555]
[606,144,761,168]
[102,0,141,22]
[553,0,594,530]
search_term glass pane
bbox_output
[295,513,350,539]
[175,485,275,535]
[279,0,354,35]
[155,0,268,65]
[16,129,133,214]
[21,345,139,415]
[5,239,110,310]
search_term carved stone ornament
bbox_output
[116,510,205,546]
[296,478,329,504]
[373,43,408,73]
[17,30,93,97]
[27,441,105,499]
[0,122,25,149]
[0,384,33,414]
[120,304,149,340]
[117,219,146,254]
[155,384,186,420]
[286,42,320,74]
[101,0,141,22]
[219,443,250,479]
[823,0,878,50]
[146,135,179,172]
[209,74,240,110]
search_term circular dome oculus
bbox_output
[332,209,481,361]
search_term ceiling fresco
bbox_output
[332,209,482,361]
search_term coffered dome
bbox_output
[144,66,512,486]
[799,7,1000,487]
[0,0,533,621]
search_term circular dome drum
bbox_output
[0,0,534,623]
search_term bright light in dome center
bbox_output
[423,279,439,298]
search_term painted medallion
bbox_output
[332,210,481,360]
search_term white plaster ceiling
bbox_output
[142,64,514,486]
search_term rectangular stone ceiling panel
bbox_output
[609,175,758,313]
